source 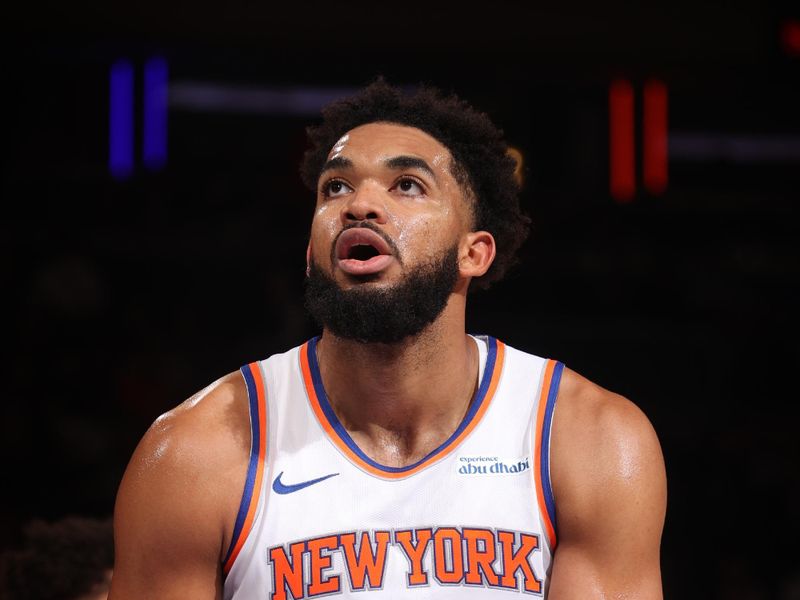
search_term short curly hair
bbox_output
[300,79,530,289]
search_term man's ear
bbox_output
[458,231,496,278]
[306,243,312,277]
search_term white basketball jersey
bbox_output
[222,336,564,599]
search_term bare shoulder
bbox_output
[110,370,251,598]
[546,367,666,597]
[137,370,251,475]
[123,370,250,500]
[551,367,666,538]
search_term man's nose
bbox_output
[340,182,388,224]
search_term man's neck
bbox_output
[315,309,479,467]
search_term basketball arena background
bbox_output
[2,1,799,597]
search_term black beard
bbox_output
[304,245,459,344]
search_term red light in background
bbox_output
[643,79,668,195]
[609,79,636,203]
[781,20,800,56]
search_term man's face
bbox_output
[304,122,474,343]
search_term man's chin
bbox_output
[304,246,459,345]
[338,271,384,286]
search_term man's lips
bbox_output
[334,227,395,276]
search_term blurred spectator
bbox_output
[0,516,113,600]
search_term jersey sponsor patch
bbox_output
[456,455,531,476]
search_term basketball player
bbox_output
[109,81,666,599]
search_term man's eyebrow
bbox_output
[318,155,439,182]
[384,156,438,181]
[319,156,353,176]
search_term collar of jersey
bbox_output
[300,335,505,479]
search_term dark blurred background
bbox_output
[2,1,799,598]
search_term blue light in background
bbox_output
[143,57,168,171]
[109,60,134,180]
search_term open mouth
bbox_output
[336,227,392,261]
[347,244,381,261]
[334,227,395,275]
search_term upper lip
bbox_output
[335,227,393,260]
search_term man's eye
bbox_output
[396,179,424,195]
[323,180,352,197]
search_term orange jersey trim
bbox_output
[223,361,268,574]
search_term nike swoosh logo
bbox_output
[272,471,339,495]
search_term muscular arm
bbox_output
[109,373,250,600]
[548,369,667,599]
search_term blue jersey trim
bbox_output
[540,361,563,537]
[306,335,498,475]
[221,364,262,568]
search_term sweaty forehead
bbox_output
[326,122,454,172]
